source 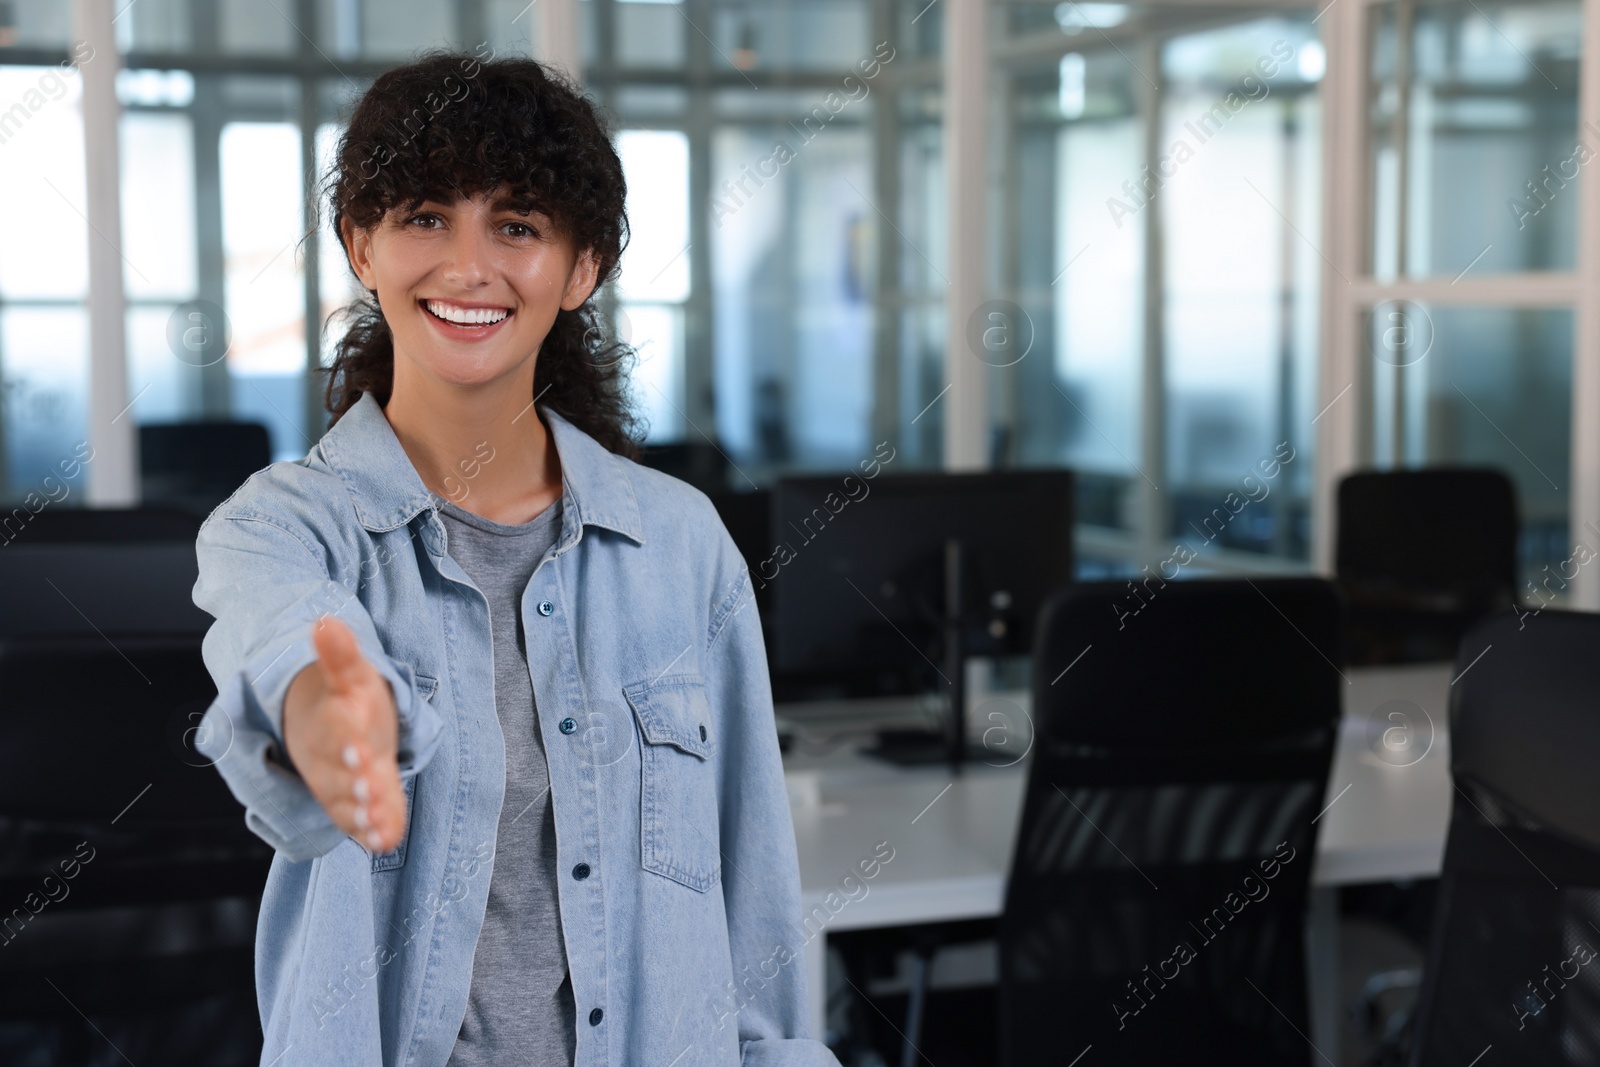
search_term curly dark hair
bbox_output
[318,47,643,460]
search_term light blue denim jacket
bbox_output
[191,390,837,1067]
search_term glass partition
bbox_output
[1368,0,1583,277]
[993,4,1322,569]
[1161,16,1321,559]
[1366,303,1572,586]
[1,0,948,502]
[1357,0,1583,599]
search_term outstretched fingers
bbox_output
[307,615,407,852]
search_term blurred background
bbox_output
[3,0,1587,589]
[0,0,1596,1065]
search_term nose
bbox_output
[439,215,495,289]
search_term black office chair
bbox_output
[0,539,215,639]
[997,577,1343,1065]
[1336,468,1518,666]
[139,420,273,519]
[0,634,274,1064]
[1408,607,1600,1065]
[0,529,273,1063]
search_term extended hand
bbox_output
[283,615,408,853]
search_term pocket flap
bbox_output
[623,674,714,760]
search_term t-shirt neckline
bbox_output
[431,491,562,537]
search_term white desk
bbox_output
[781,663,1455,1047]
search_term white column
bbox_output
[943,0,988,471]
[537,0,583,84]
[1312,0,1368,577]
[1571,0,1600,609]
[75,0,136,505]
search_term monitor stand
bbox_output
[857,538,982,769]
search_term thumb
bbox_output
[312,614,375,695]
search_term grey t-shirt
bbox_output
[434,491,576,1067]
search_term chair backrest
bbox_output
[0,538,211,638]
[139,420,272,513]
[1411,608,1600,1065]
[0,524,269,1057]
[0,527,217,816]
[0,636,238,825]
[1336,467,1519,664]
[0,631,270,1060]
[998,577,1342,1066]
[0,531,266,918]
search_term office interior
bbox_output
[0,0,1594,1063]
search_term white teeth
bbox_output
[426,300,509,326]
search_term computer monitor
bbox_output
[767,469,1073,765]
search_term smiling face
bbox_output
[341,184,600,392]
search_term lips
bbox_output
[419,299,514,341]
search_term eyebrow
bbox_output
[405,192,545,215]
[490,194,540,214]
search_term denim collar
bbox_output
[318,390,646,546]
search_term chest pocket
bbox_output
[372,671,437,873]
[623,673,721,892]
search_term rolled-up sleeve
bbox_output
[704,531,843,1067]
[191,508,444,862]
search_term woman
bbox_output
[191,49,836,1067]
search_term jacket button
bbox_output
[537,599,555,616]
[589,1007,604,1026]
[573,862,591,880]
[699,724,707,741]
[559,718,577,734]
